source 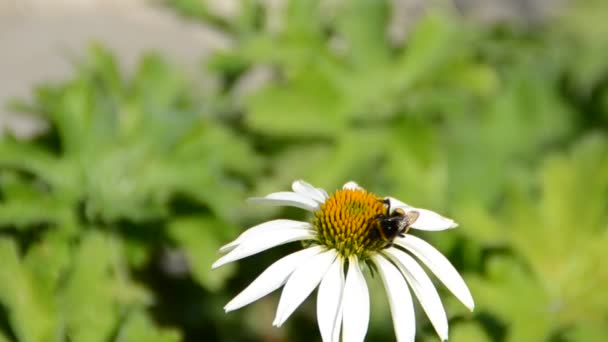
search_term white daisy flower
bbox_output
[213,180,474,342]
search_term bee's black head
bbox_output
[379,215,408,239]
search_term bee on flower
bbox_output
[213,180,474,342]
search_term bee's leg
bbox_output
[383,242,394,249]
[404,225,412,235]
[397,226,412,238]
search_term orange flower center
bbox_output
[312,189,388,257]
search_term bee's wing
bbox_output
[405,210,420,225]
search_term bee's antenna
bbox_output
[382,198,391,214]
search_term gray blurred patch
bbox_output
[0,0,231,139]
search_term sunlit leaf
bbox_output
[450,322,492,342]
[62,231,150,341]
[118,310,181,342]
[0,239,58,342]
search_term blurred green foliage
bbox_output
[1,0,608,341]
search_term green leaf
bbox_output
[168,216,237,292]
[335,0,390,67]
[0,142,71,191]
[396,12,466,87]
[467,257,552,342]
[118,310,181,342]
[5,46,260,224]
[566,321,608,342]
[557,0,608,90]
[62,231,149,341]
[245,67,345,136]
[129,54,187,120]
[305,129,387,188]
[0,173,73,229]
[450,322,492,342]
[23,230,72,299]
[0,331,10,342]
[284,0,323,45]
[447,69,572,205]
[0,239,58,342]
[384,117,447,209]
[469,134,608,341]
[506,134,608,323]
[61,232,117,341]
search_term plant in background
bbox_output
[0,0,607,340]
[214,180,473,342]
[188,0,608,340]
[0,46,261,341]
[464,135,608,341]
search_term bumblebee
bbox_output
[369,199,420,247]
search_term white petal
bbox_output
[292,180,328,203]
[342,181,363,190]
[341,256,370,342]
[225,246,323,312]
[249,192,320,211]
[410,208,458,230]
[212,229,315,269]
[317,187,329,199]
[219,219,313,253]
[395,235,474,311]
[332,301,343,342]
[386,197,457,231]
[273,249,337,326]
[372,255,415,342]
[385,248,448,341]
[317,256,345,342]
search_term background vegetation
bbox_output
[1,0,607,341]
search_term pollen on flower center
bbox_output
[312,189,387,258]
